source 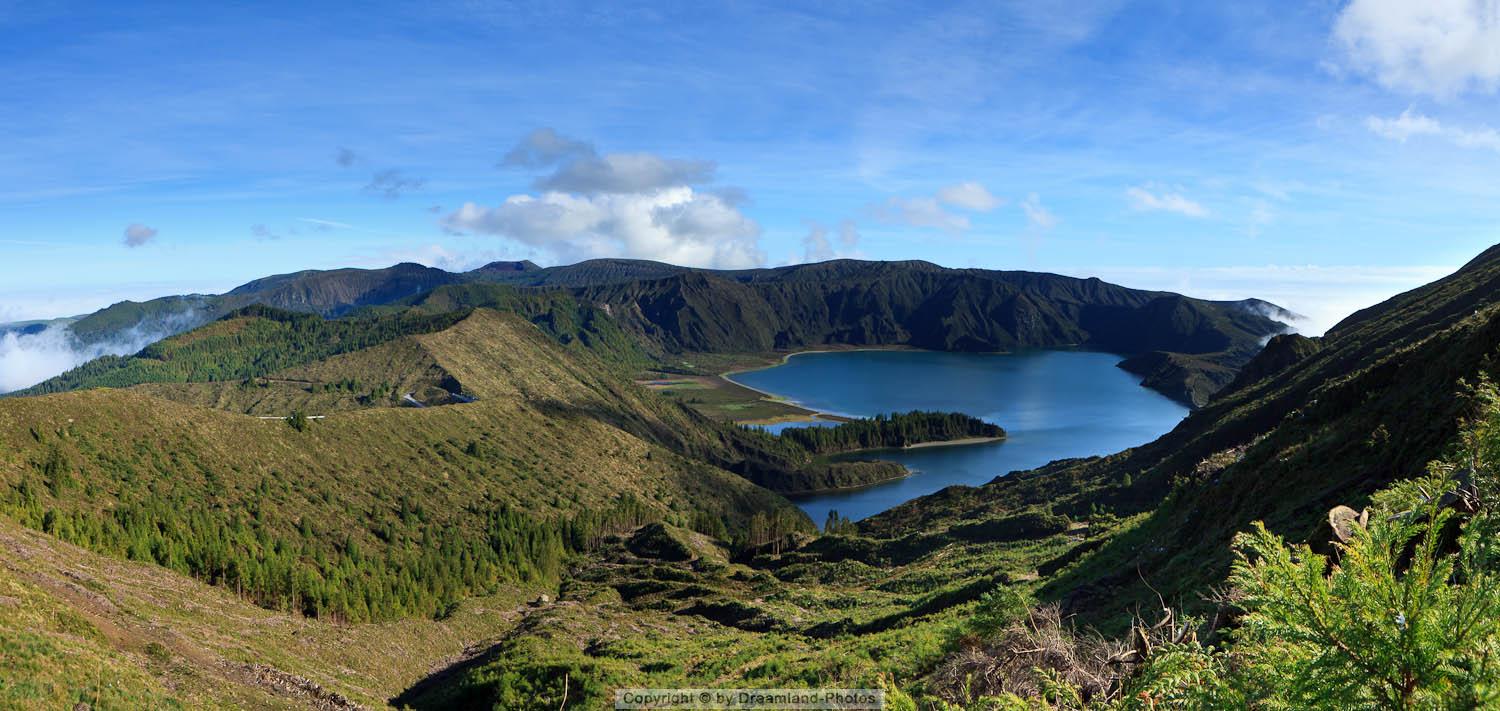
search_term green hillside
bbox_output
[862,243,1500,625]
[11,247,1492,707]
[0,309,807,624]
[36,258,1291,406]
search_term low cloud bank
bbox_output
[0,311,204,394]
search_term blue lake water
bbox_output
[728,350,1189,524]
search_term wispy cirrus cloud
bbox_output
[1365,107,1500,152]
[1020,193,1057,230]
[874,181,1002,231]
[801,220,862,262]
[1126,185,1209,218]
[363,169,425,200]
[935,181,1002,211]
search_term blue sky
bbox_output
[2,0,1499,333]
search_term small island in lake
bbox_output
[736,411,1005,495]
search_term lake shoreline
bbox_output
[902,435,1005,450]
[722,348,1190,522]
[784,467,914,497]
[784,435,1007,495]
[721,346,946,423]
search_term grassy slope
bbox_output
[132,335,459,415]
[0,514,544,709]
[2,308,797,524]
[415,245,1500,704]
[858,243,1500,628]
[399,518,1082,709]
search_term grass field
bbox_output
[638,373,817,423]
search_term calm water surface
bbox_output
[728,350,1188,523]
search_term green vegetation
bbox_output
[776,411,1003,454]
[642,370,816,422]
[909,388,1500,709]
[21,305,470,395]
[6,247,1500,708]
[0,310,807,627]
[41,257,1291,406]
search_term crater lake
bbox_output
[728,350,1189,523]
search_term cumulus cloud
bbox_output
[1126,186,1209,217]
[501,128,715,195]
[936,181,1002,211]
[447,129,762,268]
[1365,107,1500,151]
[537,153,716,195]
[1333,0,1500,97]
[1020,193,1057,229]
[122,223,157,247]
[444,187,763,269]
[364,169,425,200]
[801,220,862,262]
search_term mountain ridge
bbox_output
[22,258,1292,406]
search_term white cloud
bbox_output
[501,128,716,195]
[0,309,207,393]
[538,153,716,195]
[875,196,971,231]
[297,217,355,230]
[122,223,157,247]
[444,187,763,269]
[1333,0,1500,97]
[450,129,763,268]
[801,220,862,262]
[1020,193,1057,229]
[1365,107,1500,151]
[935,181,1002,211]
[1083,263,1457,336]
[1125,186,1209,218]
[874,182,1002,232]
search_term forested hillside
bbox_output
[0,310,808,624]
[23,258,1291,406]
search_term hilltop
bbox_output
[26,258,1292,406]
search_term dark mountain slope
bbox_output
[38,258,1289,406]
[223,262,464,316]
[556,262,1284,404]
[859,242,1500,625]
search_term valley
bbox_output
[8,6,1498,708]
[0,246,1496,708]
